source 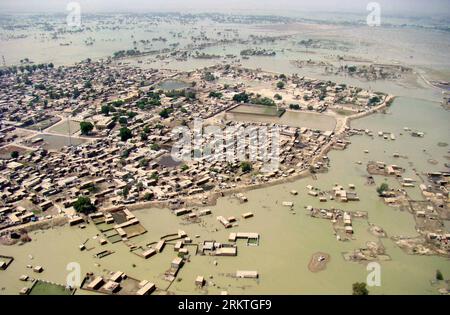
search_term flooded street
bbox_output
[226,110,337,131]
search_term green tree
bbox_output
[111,99,125,107]
[233,92,250,103]
[119,127,132,142]
[86,183,99,193]
[122,186,130,198]
[84,80,92,88]
[118,117,128,125]
[352,282,369,295]
[376,183,389,196]
[144,192,153,201]
[136,182,144,191]
[181,164,189,171]
[101,104,110,115]
[202,71,216,81]
[10,151,19,159]
[140,132,148,141]
[80,121,94,135]
[139,158,149,168]
[150,143,160,151]
[209,91,223,99]
[240,161,252,173]
[72,88,81,99]
[127,111,137,119]
[252,96,275,106]
[121,148,131,158]
[73,196,96,214]
[368,96,381,106]
[436,270,444,281]
[159,108,170,119]
[276,81,285,89]
[348,66,357,73]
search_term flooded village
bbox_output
[0,10,449,296]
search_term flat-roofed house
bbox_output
[195,276,204,287]
[142,248,156,259]
[155,240,165,253]
[171,257,183,269]
[102,280,120,294]
[216,247,237,256]
[217,216,231,228]
[136,282,156,295]
[110,271,125,283]
[7,161,23,170]
[236,270,258,279]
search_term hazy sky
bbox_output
[1,0,449,17]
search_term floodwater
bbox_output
[1,15,449,295]
[226,110,337,131]
[157,79,190,91]
[1,95,449,295]
[30,134,87,151]
[47,120,81,136]
[158,154,182,168]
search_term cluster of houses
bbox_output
[422,172,449,201]
[83,271,156,295]
[0,119,335,233]
[419,172,450,253]
[308,206,368,239]
[305,184,359,203]
[366,160,449,256]
[219,65,386,112]
[328,63,412,82]
[0,57,370,243]
[367,161,405,177]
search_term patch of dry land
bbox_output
[308,252,330,272]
